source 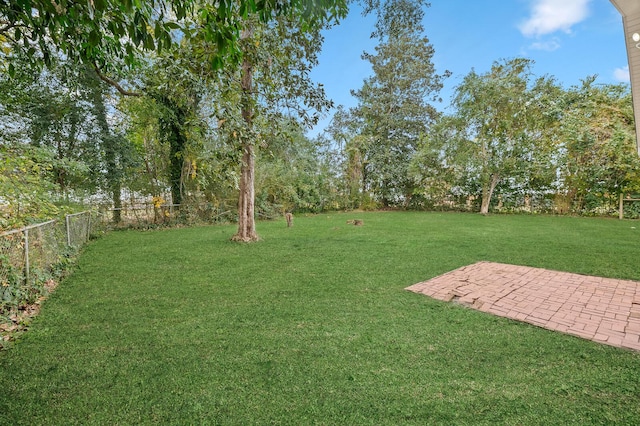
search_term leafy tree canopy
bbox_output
[0,0,347,77]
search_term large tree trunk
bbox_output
[232,142,258,241]
[93,87,122,224]
[480,173,500,214]
[155,94,188,208]
[112,181,122,223]
[168,121,185,207]
[232,25,259,242]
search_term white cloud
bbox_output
[614,66,630,83]
[519,0,591,38]
[528,38,561,51]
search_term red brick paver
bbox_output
[406,262,640,351]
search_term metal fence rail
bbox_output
[0,212,94,290]
[66,211,92,248]
[1,204,229,295]
[97,202,235,227]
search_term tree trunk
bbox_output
[112,181,122,223]
[88,73,124,224]
[480,173,500,214]
[232,142,258,241]
[155,94,188,208]
[232,25,259,242]
[168,121,184,207]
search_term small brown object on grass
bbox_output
[346,219,363,226]
[285,212,293,227]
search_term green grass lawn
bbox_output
[1,212,640,425]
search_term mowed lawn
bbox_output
[1,212,640,425]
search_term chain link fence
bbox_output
[1,201,233,338]
[0,227,28,295]
[1,212,96,321]
[65,211,92,248]
[1,202,233,293]
[97,202,236,229]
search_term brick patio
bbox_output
[406,262,640,351]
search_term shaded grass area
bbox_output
[1,212,640,424]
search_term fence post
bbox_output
[87,211,92,242]
[619,193,624,220]
[24,228,29,283]
[66,214,72,246]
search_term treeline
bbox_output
[326,57,640,216]
[0,56,340,230]
[1,0,639,234]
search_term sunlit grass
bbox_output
[1,212,639,424]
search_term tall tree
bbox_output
[560,78,640,212]
[144,55,206,208]
[449,58,559,214]
[350,0,449,206]
[0,143,60,230]
[324,106,367,208]
[87,70,136,223]
[0,57,128,204]
[234,20,259,241]
[193,9,341,241]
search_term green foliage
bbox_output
[0,252,25,313]
[117,95,169,202]
[1,0,178,70]
[560,78,640,214]
[0,144,60,230]
[187,0,347,71]
[409,115,470,208]
[411,58,563,214]
[2,266,42,310]
[1,0,347,81]
[115,53,210,211]
[254,121,341,215]
[451,58,560,213]
[2,213,640,423]
[624,200,640,219]
[153,95,197,206]
[322,106,364,209]
[0,240,75,349]
[0,56,139,225]
[0,59,107,194]
[350,0,449,207]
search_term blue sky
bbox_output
[309,0,629,135]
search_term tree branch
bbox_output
[0,21,23,36]
[93,63,143,97]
